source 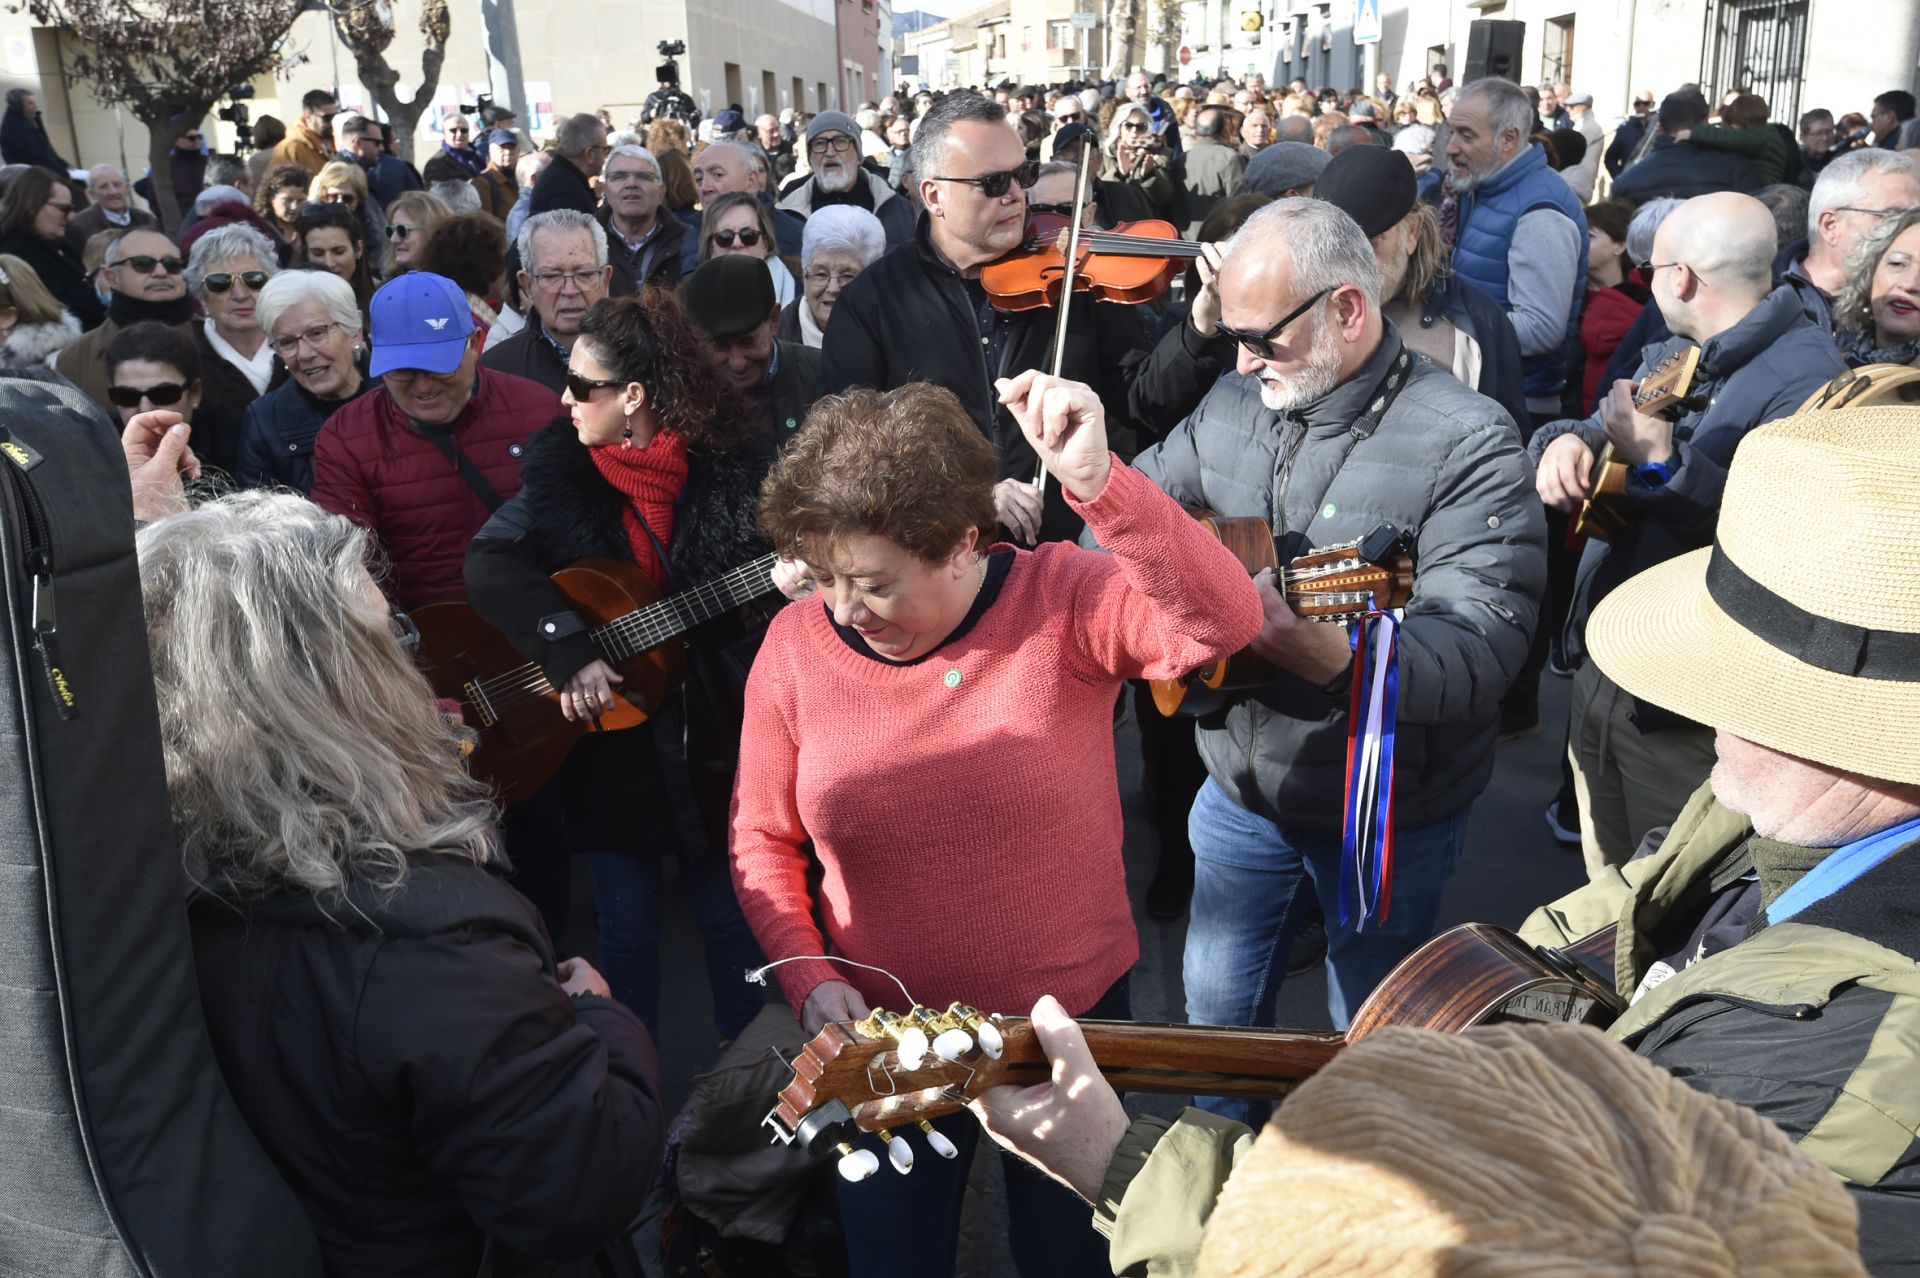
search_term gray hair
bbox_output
[87,163,126,188]
[910,92,1006,190]
[1757,183,1810,252]
[429,179,482,215]
[184,223,279,294]
[554,111,606,158]
[1392,123,1436,156]
[254,268,362,340]
[603,142,660,180]
[136,492,500,901]
[1809,148,1920,230]
[801,203,886,271]
[1227,197,1382,310]
[1835,206,1920,337]
[517,207,608,273]
[514,150,551,185]
[1456,78,1535,153]
[203,155,248,190]
[1626,196,1683,265]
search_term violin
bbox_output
[979,215,1208,312]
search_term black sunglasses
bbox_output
[711,227,763,248]
[931,158,1041,199]
[119,254,185,276]
[1028,201,1077,217]
[564,371,624,401]
[1216,286,1333,359]
[107,382,191,408]
[203,270,269,293]
[384,223,414,239]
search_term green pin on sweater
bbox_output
[943,669,962,689]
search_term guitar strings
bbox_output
[745,954,919,1008]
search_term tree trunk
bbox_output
[1104,0,1139,80]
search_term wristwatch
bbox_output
[1634,457,1676,487]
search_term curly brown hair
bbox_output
[416,213,507,296]
[758,384,997,565]
[575,289,744,452]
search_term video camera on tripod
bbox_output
[216,84,255,153]
[656,38,687,86]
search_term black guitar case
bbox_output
[0,377,321,1276]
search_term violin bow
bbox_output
[1032,142,1097,495]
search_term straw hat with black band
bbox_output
[1586,407,1920,785]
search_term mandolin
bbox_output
[412,554,779,803]
[1149,517,1414,715]
[1573,346,1702,543]
[765,921,1622,1179]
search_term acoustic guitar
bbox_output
[1148,519,1415,716]
[413,554,779,803]
[765,921,1623,1178]
[1572,346,1703,544]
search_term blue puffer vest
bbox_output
[1452,145,1588,404]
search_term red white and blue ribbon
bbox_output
[1338,611,1401,931]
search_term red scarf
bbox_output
[589,430,690,585]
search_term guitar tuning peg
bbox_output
[896,1026,930,1071]
[948,1003,1004,1060]
[932,1027,975,1063]
[877,1127,914,1174]
[917,1119,959,1160]
[834,1141,880,1182]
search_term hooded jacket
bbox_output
[1121,329,1546,832]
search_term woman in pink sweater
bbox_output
[730,370,1263,1278]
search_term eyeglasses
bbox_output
[384,224,416,240]
[269,321,346,358]
[446,126,470,136]
[1055,110,1085,123]
[606,168,661,184]
[107,382,191,408]
[1028,201,1078,217]
[930,159,1041,199]
[388,609,420,651]
[1215,286,1333,359]
[564,371,624,400]
[804,267,860,288]
[116,254,185,276]
[322,191,357,206]
[1122,120,1152,133]
[808,134,856,155]
[203,270,269,293]
[530,269,604,291]
[44,198,71,214]
[1834,206,1905,221]
[711,227,763,248]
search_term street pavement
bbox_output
[569,670,1586,1275]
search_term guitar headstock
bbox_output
[765,1003,1019,1180]
[1287,522,1416,622]
[1633,345,1702,417]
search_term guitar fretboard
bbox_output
[592,553,781,663]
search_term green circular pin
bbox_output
[1322,501,1337,518]
[943,668,962,689]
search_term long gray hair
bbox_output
[136,492,500,900]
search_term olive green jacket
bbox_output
[1096,785,1920,1275]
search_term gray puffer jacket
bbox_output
[1125,330,1547,832]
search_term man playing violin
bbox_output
[1105,197,1544,1129]
[820,91,1187,545]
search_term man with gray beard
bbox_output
[1117,199,1544,1127]
[775,110,915,250]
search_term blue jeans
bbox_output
[835,978,1130,1278]
[1183,777,1469,1126]
[587,848,766,1042]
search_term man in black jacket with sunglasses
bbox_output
[819,91,1168,545]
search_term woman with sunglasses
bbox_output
[464,291,780,1042]
[104,321,204,442]
[1100,102,1173,223]
[0,166,105,330]
[294,204,374,316]
[381,190,449,276]
[185,223,283,476]
[698,190,800,307]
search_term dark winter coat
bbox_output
[309,368,559,609]
[0,104,71,175]
[819,213,1156,542]
[423,144,486,185]
[1611,137,1760,203]
[0,229,105,330]
[482,315,570,396]
[597,205,686,294]
[235,372,374,494]
[775,168,915,252]
[465,419,779,831]
[190,855,662,1278]
[1121,330,1546,833]
[531,157,598,217]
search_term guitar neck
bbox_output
[595,552,780,663]
[999,1019,1346,1098]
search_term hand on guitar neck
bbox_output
[969,995,1131,1203]
[1598,377,1676,467]
[1250,568,1355,687]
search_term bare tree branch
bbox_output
[17,0,307,227]
[328,0,448,163]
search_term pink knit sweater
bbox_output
[729,460,1264,1019]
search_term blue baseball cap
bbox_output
[368,272,475,378]
[484,127,518,148]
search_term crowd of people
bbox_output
[18,58,1920,1278]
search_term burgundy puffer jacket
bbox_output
[311,368,559,609]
